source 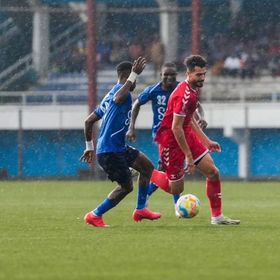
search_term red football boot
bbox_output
[132,208,161,222]
[84,212,109,227]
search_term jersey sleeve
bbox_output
[138,87,152,105]
[94,92,111,118]
[94,105,105,119]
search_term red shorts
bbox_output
[159,129,208,181]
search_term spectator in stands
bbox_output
[128,40,144,61]
[68,47,86,73]
[97,38,112,65]
[268,56,280,77]
[149,34,165,79]
[109,35,128,64]
[223,54,241,77]
[211,59,225,76]
[240,51,256,79]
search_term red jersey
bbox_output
[155,80,199,146]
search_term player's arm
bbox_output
[80,111,101,163]
[114,57,146,104]
[172,114,195,174]
[127,99,141,142]
[191,118,221,152]
[194,102,208,130]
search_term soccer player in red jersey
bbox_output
[127,62,208,217]
[153,55,240,225]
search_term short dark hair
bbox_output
[162,62,177,69]
[184,55,207,71]
[116,61,133,77]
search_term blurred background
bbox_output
[0,0,280,180]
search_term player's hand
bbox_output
[207,141,221,153]
[126,128,136,142]
[80,150,94,163]
[198,119,208,130]
[185,156,195,175]
[132,57,146,75]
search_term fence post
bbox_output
[18,109,23,178]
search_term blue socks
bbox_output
[147,182,158,196]
[136,185,149,209]
[148,182,180,205]
[173,194,180,204]
[93,185,181,216]
[93,198,117,216]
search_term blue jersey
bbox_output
[94,86,115,119]
[96,83,132,154]
[138,82,178,139]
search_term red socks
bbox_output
[151,169,171,193]
[206,178,222,217]
[151,170,223,218]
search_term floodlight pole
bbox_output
[86,0,97,176]
[86,0,97,113]
[191,0,201,54]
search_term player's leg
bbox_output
[196,154,222,217]
[150,145,185,218]
[196,154,240,225]
[84,153,134,227]
[147,144,165,197]
[146,158,162,197]
[147,158,180,206]
[130,149,161,221]
[150,171,184,218]
[172,193,181,206]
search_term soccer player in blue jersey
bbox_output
[127,62,207,216]
[80,57,161,227]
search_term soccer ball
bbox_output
[176,194,201,218]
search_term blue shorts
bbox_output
[97,146,139,184]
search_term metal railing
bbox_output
[0,20,85,90]
[200,76,280,103]
[1,79,280,106]
[49,21,85,59]
[0,17,18,39]
[0,54,33,91]
[0,90,88,106]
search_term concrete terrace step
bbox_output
[33,69,280,104]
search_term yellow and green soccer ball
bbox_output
[176,194,201,218]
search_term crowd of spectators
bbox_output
[57,31,280,80]
[2,0,280,85]
[204,33,280,79]
[95,33,165,79]
[52,33,165,79]
[50,2,280,79]
[204,3,280,79]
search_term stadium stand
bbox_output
[1,0,280,179]
[28,65,156,105]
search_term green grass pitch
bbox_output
[1,180,280,280]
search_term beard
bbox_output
[195,81,204,88]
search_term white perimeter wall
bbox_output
[0,103,280,130]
